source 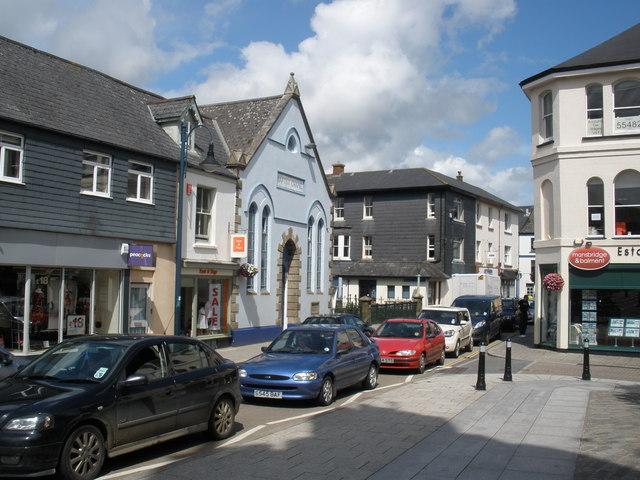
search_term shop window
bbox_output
[307,217,314,291]
[127,161,153,203]
[540,180,554,239]
[540,91,553,140]
[129,283,149,335]
[260,207,270,292]
[614,80,640,133]
[587,177,604,237]
[62,269,92,342]
[586,84,603,136]
[247,203,257,291]
[81,151,111,196]
[195,186,214,242]
[95,270,121,335]
[614,170,640,236]
[0,131,24,183]
[0,266,25,350]
[196,279,224,334]
[316,219,324,292]
[570,289,640,350]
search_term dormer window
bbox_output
[286,129,299,153]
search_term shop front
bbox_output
[180,264,236,347]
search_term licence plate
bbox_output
[381,358,395,364]
[254,389,283,399]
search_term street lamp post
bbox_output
[174,121,220,336]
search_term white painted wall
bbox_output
[474,200,520,270]
[518,233,534,297]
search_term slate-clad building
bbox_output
[202,75,333,344]
[328,165,520,307]
[0,36,231,351]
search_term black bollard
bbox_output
[582,338,591,381]
[503,338,512,381]
[476,343,486,390]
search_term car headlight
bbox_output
[444,330,455,337]
[395,350,416,356]
[4,414,54,432]
[238,369,247,378]
[292,372,318,381]
[475,321,486,328]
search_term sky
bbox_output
[1,0,639,205]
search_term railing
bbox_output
[370,301,418,324]
[334,295,361,316]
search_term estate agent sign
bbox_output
[569,246,610,270]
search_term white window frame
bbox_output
[0,130,24,184]
[81,151,112,197]
[453,239,464,262]
[504,245,512,266]
[362,236,373,259]
[453,197,464,222]
[334,197,344,221]
[127,161,154,204]
[333,235,350,260]
[540,91,553,141]
[586,84,603,137]
[195,186,214,243]
[427,235,435,261]
[427,193,435,219]
[363,195,373,219]
[504,212,511,233]
[613,80,640,134]
[587,177,605,238]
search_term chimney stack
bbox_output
[332,163,345,176]
[456,170,463,181]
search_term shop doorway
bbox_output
[128,283,149,334]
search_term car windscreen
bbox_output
[16,341,128,383]
[376,322,423,338]
[302,316,341,325]
[268,330,335,354]
[419,310,459,325]
[452,299,490,323]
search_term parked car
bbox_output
[501,298,518,331]
[373,318,446,373]
[0,346,33,380]
[0,335,241,480]
[239,325,379,406]
[452,295,504,345]
[302,314,375,336]
[419,307,473,358]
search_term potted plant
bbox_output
[542,273,564,291]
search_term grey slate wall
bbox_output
[0,120,176,243]
[442,190,476,275]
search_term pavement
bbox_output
[96,331,640,480]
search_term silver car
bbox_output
[418,307,474,358]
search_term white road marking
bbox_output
[98,459,182,480]
[267,408,336,426]
[404,375,414,383]
[372,382,404,391]
[341,392,363,406]
[220,424,266,446]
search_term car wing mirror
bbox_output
[119,374,148,389]
[261,346,268,353]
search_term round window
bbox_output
[286,134,298,153]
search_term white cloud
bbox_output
[468,126,525,164]
[205,0,242,18]
[402,145,532,205]
[0,0,216,84]
[173,0,516,179]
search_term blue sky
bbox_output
[1,0,639,204]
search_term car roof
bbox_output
[421,306,467,312]
[454,295,500,300]
[288,324,345,331]
[61,334,202,346]
[385,318,428,323]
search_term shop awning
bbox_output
[570,265,640,289]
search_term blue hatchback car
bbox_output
[239,325,380,405]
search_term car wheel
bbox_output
[362,363,378,390]
[209,397,235,440]
[58,425,105,480]
[318,376,335,406]
[453,341,460,358]
[466,337,473,352]
[417,353,427,374]
[437,348,446,366]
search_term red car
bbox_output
[373,318,446,373]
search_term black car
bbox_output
[0,346,33,381]
[302,314,375,336]
[0,335,241,480]
[501,298,518,331]
[452,295,504,345]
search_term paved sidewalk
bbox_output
[216,342,269,363]
[134,370,640,480]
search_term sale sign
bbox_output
[569,246,610,270]
[207,283,222,330]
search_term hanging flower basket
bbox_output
[239,263,259,278]
[543,273,564,291]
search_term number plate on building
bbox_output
[254,389,283,399]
